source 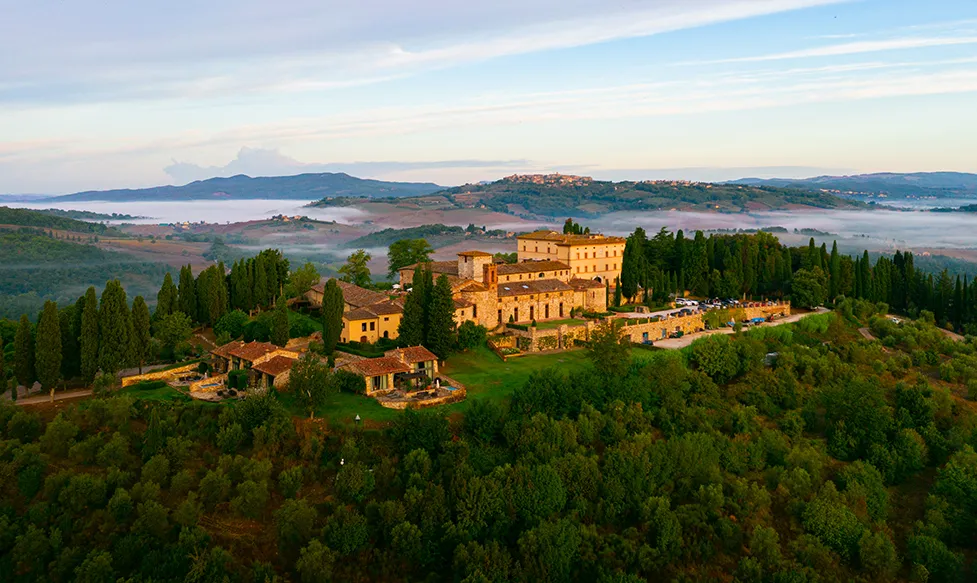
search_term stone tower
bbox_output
[457,251,494,282]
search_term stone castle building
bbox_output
[516,230,626,285]
[399,249,607,327]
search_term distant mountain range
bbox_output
[729,172,977,199]
[38,173,444,202]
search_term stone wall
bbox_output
[121,363,200,388]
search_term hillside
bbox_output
[343,223,510,249]
[0,206,122,235]
[48,172,443,202]
[731,172,977,199]
[0,228,169,319]
[312,175,865,218]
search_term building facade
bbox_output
[516,230,626,284]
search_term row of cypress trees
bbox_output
[397,265,457,360]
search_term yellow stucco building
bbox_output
[516,230,626,284]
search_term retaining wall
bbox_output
[121,363,200,388]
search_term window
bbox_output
[576,253,580,259]
[383,331,389,339]
[576,267,581,273]
[559,303,564,317]
[361,323,367,332]
[584,252,588,259]
[539,272,545,278]
[473,305,477,318]
[369,322,375,331]
[514,307,519,321]
[545,304,550,319]
[498,309,502,324]
[384,317,389,321]
[530,306,534,320]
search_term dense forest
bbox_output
[0,229,169,321]
[0,207,121,236]
[2,300,977,581]
[618,228,977,334]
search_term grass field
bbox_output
[118,381,193,403]
[440,347,592,413]
[277,384,402,424]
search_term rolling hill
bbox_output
[313,174,866,218]
[730,172,977,199]
[47,172,443,202]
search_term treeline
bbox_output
[619,227,977,333]
[1,301,976,581]
[0,229,169,320]
[0,249,307,395]
[0,206,118,235]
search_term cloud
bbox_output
[691,35,977,64]
[0,0,849,105]
[163,147,532,183]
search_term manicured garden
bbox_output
[118,380,192,403]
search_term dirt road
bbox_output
[12,390,93,406]
[653,308,831,349]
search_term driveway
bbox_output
[652,308,830,349]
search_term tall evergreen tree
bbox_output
[829,241,841,300]
[253,257,268,309]
[398,267,428,347]
[425,275,457,361]
[613,277,623,307]
[690,231,710,296]
[131,296,152,374]
[321,279,345,354]
[156,272,179,319]
[271,296,290,347]
[178,265,197,321]
[98,280,133,375]
[35,300,62,390]
[59,306,80,380]
[80,286,99,382]
[620,229,646,300]
[14,314,35,388]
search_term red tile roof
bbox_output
[400,261,459,277]
[336,280,389,308]
[569,278,607,290]
[212,340,245,359]
[497,279,573,297]
[498,260,570,275]
[252,355,297,377]
[458,250,493,257]
[516,230,626,245]
[385,346,438,364]
[228,341,279,362]
[345,357,410,377]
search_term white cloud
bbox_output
[0,0,849,105]
[692,36,977,64]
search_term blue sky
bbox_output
[2,0,976,193]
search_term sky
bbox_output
[2,0,977,193]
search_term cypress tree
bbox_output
[425,274,457,361]
[60,306,80,380]
[131,296,152,374]
[613,277,623,307]
[98,280,133,375]
[80,286,99,382]
[398,267,428,347]
[829,241,841,300]
[0,337,5,393]
[156,272,178,319]
[271,296,290,347]
[35,300,62,390]
[14,314,35,388]
[178,265,197,321]
[253,257,268,309]
[321,279,345,354]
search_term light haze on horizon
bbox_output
[2,0,977,193]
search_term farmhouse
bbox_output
[211,341,298,374]
[306,279,405,343]
[516,230,626,284]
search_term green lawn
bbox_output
[277,386,401,424]
[534,318,583,330]
[440,347,592,412]
[118,381,193,403]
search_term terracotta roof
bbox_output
[498,279,573,297]
[344,308,379,321]
[569,278,607,290]
[335,280,389,308]
[457,250,493,257]
[366,300,404,316]
[498,260,570,275]
[212,340,245,359]
[400,261,459,277]
[228,341,279,362]
[252,355,297,377]
[453,298,474,309]
[345,357,410,377]
[516,230,626,245]
[385,346,438,364]
[452,278,487,293]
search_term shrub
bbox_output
[334,369,365,394]
[457,321,488,350]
